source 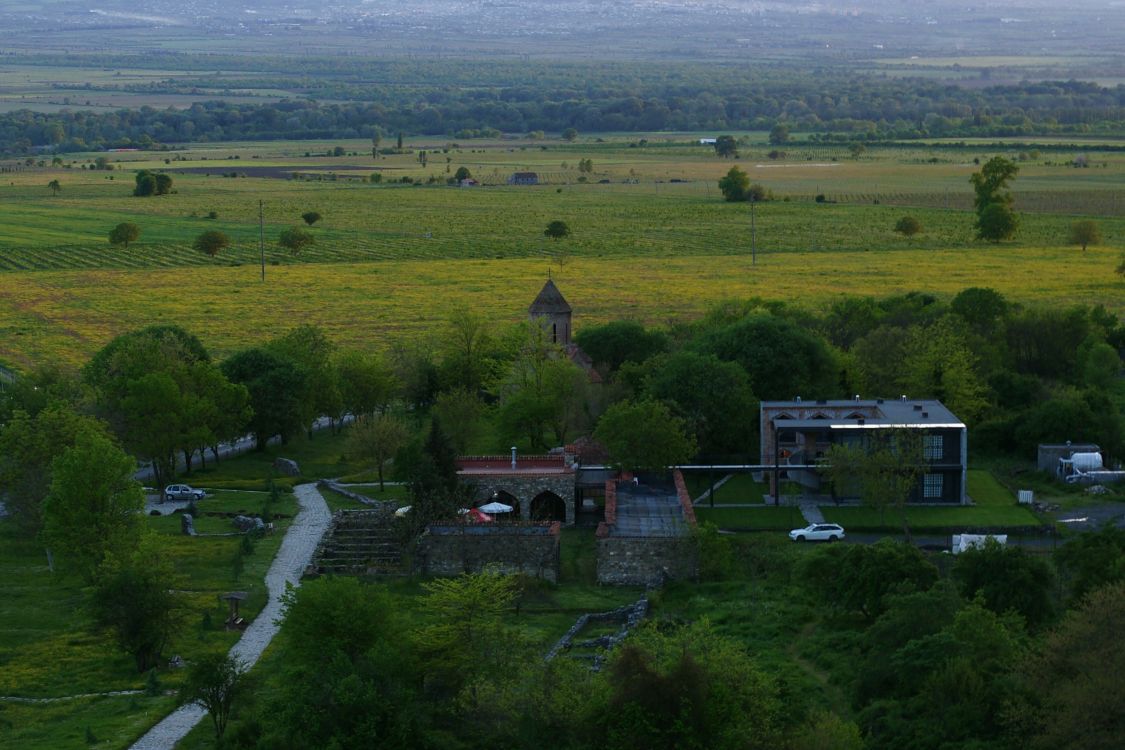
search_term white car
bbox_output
[789,523,845,542]
[164,484,205,502]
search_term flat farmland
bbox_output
[1,245,1121,370]
[1,138,1122,370]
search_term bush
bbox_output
[894,216,922,237]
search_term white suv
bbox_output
[164,484,205,502]
[789,523,845,542]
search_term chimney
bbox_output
[510,446,517,469]
[854,394,860,401]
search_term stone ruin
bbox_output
[545,596,649,670]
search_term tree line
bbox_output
[4,65,1125,154]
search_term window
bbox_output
[923,473,943,499]
[923,434,944,460]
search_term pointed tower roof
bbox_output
[528,279,572,315]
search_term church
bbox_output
[527,278,599,381]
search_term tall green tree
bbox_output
[713,135,739,158]
[970,156,1019,242]
[1054,525,1125,604]
[822,428,926,539]
[0,405,108,536]
[42,430,145,581]
[642,351,757,456]
[574,320,668,376]
[179,654,245,741]
[221,348,308,449]
[193,230,230,258]
[970,156,1019,213]
[91,534,179,674]
[108,222,140,248]
[84,326,235,487]
[415,573,519,693]
[717,165,749,202]
[432,388,486,454]
[952,537,1055,628]
[349,414,410,490]
[692,312,837,400]
[600,621,782,750]
[440,306,497,393]
[278,226,315,255]
[260,577,424,748]
[1068,220,1101,252]
[544,220,571,240]
[976,201,1018,242]
[802,539,939,621]
[594,399,697,472]
[267,325,340,437]
[334,348,398,420]
[1012,582,1125,750]
[497,324,590,449]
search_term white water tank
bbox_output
[1070,452,1104,472]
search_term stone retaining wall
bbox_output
[595,536,698,586]
[414,522,562,582]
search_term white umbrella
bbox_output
[478,502,514,514]
[394,505,412,517]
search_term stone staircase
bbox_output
[312,510,404,575]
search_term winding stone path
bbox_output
[129,483,330,750]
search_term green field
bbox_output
[820,502,1042,532]
[1,138,1122,371]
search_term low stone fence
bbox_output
[316,479,393,509]
[546,596,649,669]
[414,522,561,582]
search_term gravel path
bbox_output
[129,483,331,750]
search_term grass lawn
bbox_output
[0,489,290,749]
[696,505,806,531]
[183,428,369,490]
[967,469,1015,505]
[685,473,769,504]
[821,503,1043,531]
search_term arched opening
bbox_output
[485,489,521,519]
[530,491,567,523]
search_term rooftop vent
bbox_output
[876,398,885,404]
[854,394,861,401]
[795,396,802,403]
[913,404,923,411]
[922,411,929,418]
[901,395,908,401]
[857,418,865,425]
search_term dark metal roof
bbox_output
[528,279,572,315]
[762,398,964,428]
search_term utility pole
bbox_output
[258,200,265,282]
